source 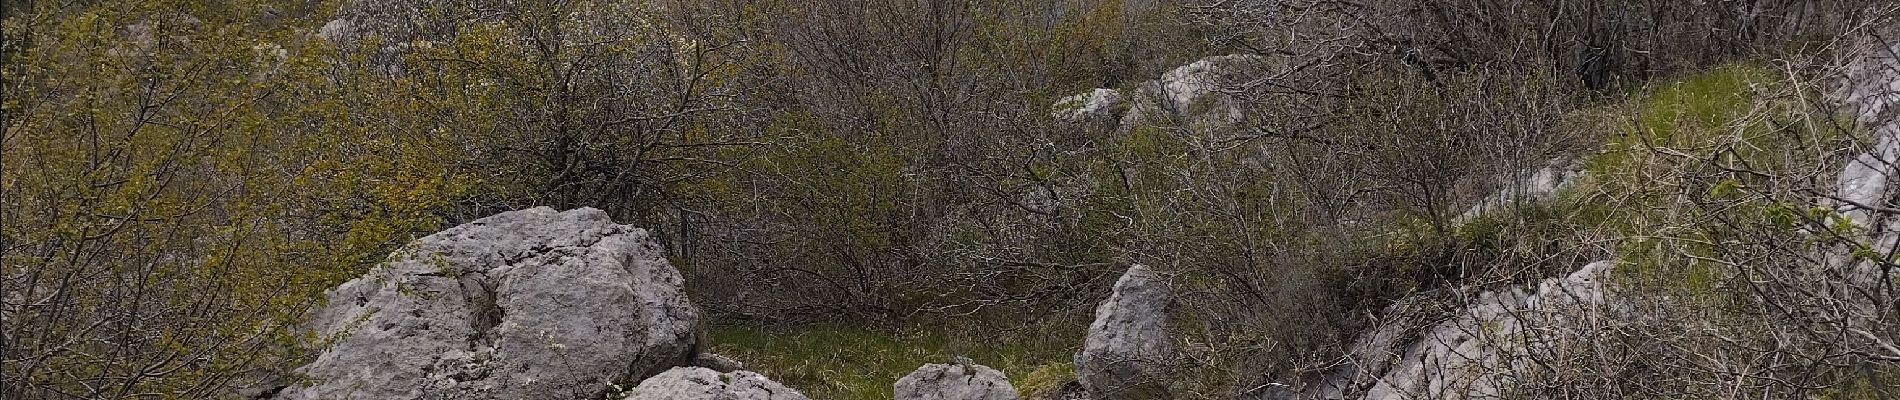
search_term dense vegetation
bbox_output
[4,0,1898,398]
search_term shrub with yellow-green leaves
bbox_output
[2,1,477,397]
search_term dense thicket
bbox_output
[3,0,1897,398]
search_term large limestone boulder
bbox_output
[275,207,701,400]
[1074,265,1175,399]
[1157,54,1256,116]
[895,362,1020,400]
[622,367,809,400]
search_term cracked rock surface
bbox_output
[1075,265,1175,400]
[622,367,809,400]
[895,363,1019,400]
[274,207,700,399]
[1310,261,1616,400]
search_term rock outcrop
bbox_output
[1814,27,1900,343]
[1051,55,1263,137]
[622,367,809,400]
[1075,265,1176,400]
[1313,261,1615,399]
[1157,55,1255,118]
[1454,158,1589,223]
[1835,32,1900,241]
[1054,88,1127,132]
[894,362,1020,400]
[274,207,701,400]
[1118,54,1262,134]
[1292,30,1900,400]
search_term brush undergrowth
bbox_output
[708,323,1081,399]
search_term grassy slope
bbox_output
[1536,63,1900,398]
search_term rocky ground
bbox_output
[251,30,1900,400]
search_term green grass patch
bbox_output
[1566,62,1851,298]
[1015,361,1078,398]
[1635,64,1776,143]
[708,323,1080,400]
[1587,63,1778,179]
[1577,62,1782,229]
[1580,66,1755,282]
[1819,363,1900,399]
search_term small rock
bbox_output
[1454,158,1588,224]
[1054,89,1126,125]
[1074,265,1176,400]
[623,367,809,400]
[894,362,1019,400]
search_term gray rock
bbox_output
[1836,33,1900,229]
[1054,88,1127,133]
[1075,265,1175,400]
[316,18,355,42]
[622,367,809,400]
[1316,261,1615,400]
[274,207,700,400]
[1116,54,1261,134]
[1115,82,1164,135]
[1157,55,1257,117]
[894,363,1019,400]
[1823,29,1900,316]
[1455,158,1589,223]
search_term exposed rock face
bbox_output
[895,363,1020,400]
[1836,33,1900,231]
[313,0,484,76]
[1819,28,1900,333]
[623,367,809,400]
[1314,261,1615,399]
[1075,265,1175,400]
[1300,32,1900,400]
[274,207,700,400]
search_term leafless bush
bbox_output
[1136,1,1900,396]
